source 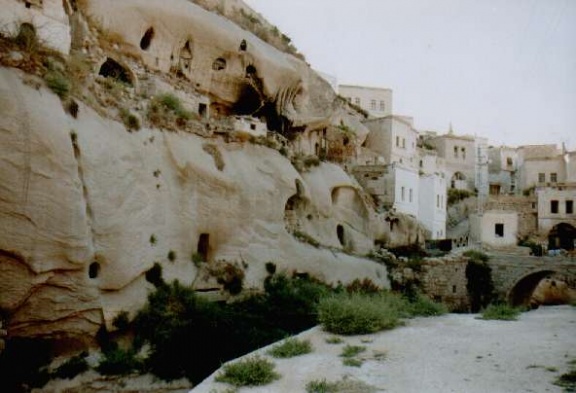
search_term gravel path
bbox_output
[192,305,576,393]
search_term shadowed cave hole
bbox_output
[140,27,154,50]
[88,262,100,279]
[99,58,133,85]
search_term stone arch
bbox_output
[140,27,154,50]
[331,186,368,219]
[98,57,134,85]
[548,223,576,251]
[507,269,558,306]
[450,171,466,189]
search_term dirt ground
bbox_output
[192,305,576,393]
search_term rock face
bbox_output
[0,0,420,341]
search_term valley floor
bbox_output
[193,305,576,393]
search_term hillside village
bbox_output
[0,0,575,391]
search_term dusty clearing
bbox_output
[192,305,576,393]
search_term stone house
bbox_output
[338,84,393,118]
[470,210,518,248]
[536,183,576,250]
[425,131,477,192]
[363,115,419,170]
[488,145,519,196]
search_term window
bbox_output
[370,99,376,110]
[354,97,360,105]
[379,100,385,111]
[566,200,574,214]
[462,147,466,160]
[538,173,545,183]
[212,57,227,70]
[409,189,413,202]
[401,186,405,201]
[402,138,406,148]
[396,136,400,147]
[506,157,513,166]
[140,27,155,50]
[495,223,504,237]
[551,200,559,214]
[419,160,423,168]
[436,195,440,208]
[550,173,557,183]
[454,146,458,158]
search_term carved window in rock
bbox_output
[239,39,247,51]
[179,40,193,71]
[337,224,345,246]
[23,0,43,9]
[495,223,504,238]
[212,58,227,71]
[89,262,100,279]
[140,27,155,50]
[197,233,210,262]
[245,64,256,78]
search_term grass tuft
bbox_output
[480,304,521,321]
[268,337,312,358]
[215,356,279,387]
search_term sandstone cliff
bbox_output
[0,0,423,342]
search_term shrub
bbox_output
[345,278,380,295]
[480,304,521,321]
[318,292,403,335]
[306,378,377,393]
[215,356,279,387]
[554,369,576,390]
[406,294,448,317]
[148,93,194,128]
[53,352,89,379]
[325,336,343,344]
[15,23,38,52]
[293,230,320,247]
[167,250,176,262]
[267,337,312,358]
[44,71,71,99]
[112,311,130,331]
[145,262,164,288]
[96,347,142,375]
[208,261,245,295]
[340,344,365,358]
[342,357,363,367]
[447,188,474,205]
[120,108,141,131]
[463,250,489,263]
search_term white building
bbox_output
[363,116,419,170]
[419,173,447,239]
[338,85,393,118]
[470,210,518,248]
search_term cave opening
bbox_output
[140,27,154,50]
[88,262,100,279]
[99,58,133,85]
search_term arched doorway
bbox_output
[450,172,466,189]
[548,223,576,250]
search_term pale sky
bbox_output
[244,0,576,149]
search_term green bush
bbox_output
[119,108,141,131]
[53,352,89,379]
[340,344,365,358]
[345,278,381,295]
[267,337,312,358]
[463,250,489,263]
[148,93,195,128]
[96,347,142,375]
[325,336,343,344]
[447,188,474,205]
[480,304,521,321]
[406,294,448,317]
[342,357,363,367]
[167,250,176,262]
[306,378,377,393]
[318,292,403,335]
[554,369,576,390]
[215,356,279,387]
[112,311,130,331]
[44,71,71,99]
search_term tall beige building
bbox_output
[338,85,393,118]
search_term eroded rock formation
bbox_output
[0,0,419,342]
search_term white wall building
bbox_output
[363,116,419,170]
[470,210,518,248]
[338,85,393,118]
[419,173,447,239]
